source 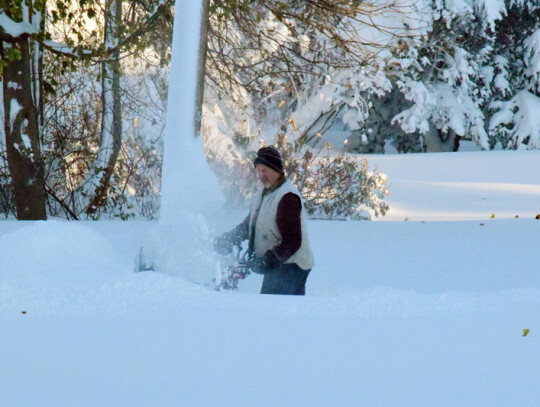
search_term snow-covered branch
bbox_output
[0,11,39,39]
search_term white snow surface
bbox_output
[1,150,540,407]
[3,0,540,405]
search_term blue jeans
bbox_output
[260,263,311,295]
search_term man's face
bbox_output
[256,164,281,189]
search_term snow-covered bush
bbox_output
[274,122,389,220]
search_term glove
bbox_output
[213,234,233,255]
[248,250,281,274]
[262,250,281,269]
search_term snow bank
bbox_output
[0,221,122,283]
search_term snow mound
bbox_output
[0,221,123,282]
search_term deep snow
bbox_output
[2,150,540,407]
[2,0,540,404]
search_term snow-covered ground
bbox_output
[2,1,540,404]
[1,150,540,407]
[374,149,540,221]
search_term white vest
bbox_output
[249,179,315,271]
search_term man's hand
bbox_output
[262,250,281,269]
[247,250,281,273]
[246,253,263,274]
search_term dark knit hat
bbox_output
[253,146,284,174]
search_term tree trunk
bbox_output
[1,37,47,220]
[423,124,458,153]
[85,0,123,215]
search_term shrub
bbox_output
[274,121,388,220]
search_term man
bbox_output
[214,146,314,295]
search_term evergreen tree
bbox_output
[488,1,540,149]
[383,1,491,152]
